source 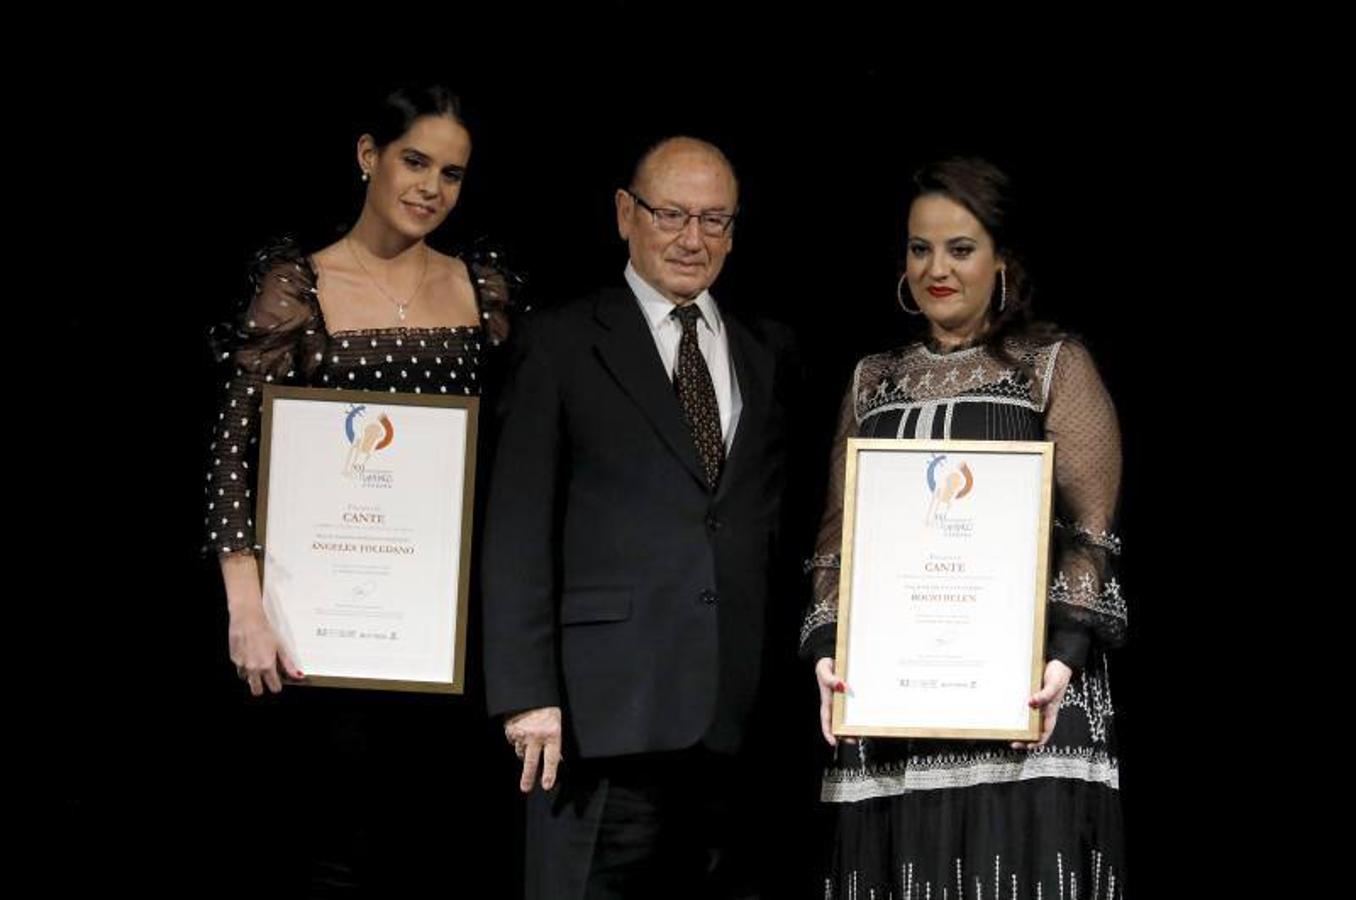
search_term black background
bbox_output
[45,14,1268,895]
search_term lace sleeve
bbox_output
[465,241,527,347]
[1044,340,1126,668]
[204,242,324,557]
[799,366,860,661]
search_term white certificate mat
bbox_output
[834,439,1053,739]
[257,386,478,693]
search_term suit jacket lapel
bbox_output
[591,288,708,488]
[717,314,775,500]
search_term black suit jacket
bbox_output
[482,284,796,758]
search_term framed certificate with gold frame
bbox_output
[832,438,1054,740]
[255,385,477,694]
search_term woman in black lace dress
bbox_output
[204,84,518,891]
[803,158,1129,899]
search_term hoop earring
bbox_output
[896,272,923,316]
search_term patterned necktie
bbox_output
[671,303,724,489]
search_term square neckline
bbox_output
[304,252,486,341]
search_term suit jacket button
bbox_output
[705,516,723,531]
[699,589,718,606]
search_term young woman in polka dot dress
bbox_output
[203,84,518,889]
